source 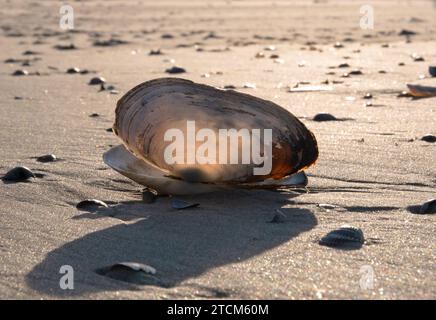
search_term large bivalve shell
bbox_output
[105,78,318,194]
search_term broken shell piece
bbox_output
[76,199,108,211]
[319,225,364,249]
[36,154,57,163]
[406,84,436,98]
[104,78,318,195]
[96,262,161,285]
[349,69,363,75]
[397,90,412,98]
[243,82,256,89]
[165,66,186,74]
[411,53,424,62]
[171,199,199,210]
[149,49,162,55]
[269,209,286,223]
[317,203,339,210]
[421,134,436,143]
[418,199,436,214]
[89,77,106,85]
[66,67,80,74]
[289,85,332,93]
[2,166,35,182]
[264,45,276,51]
[12,69,28,76]
[313,113,337,122]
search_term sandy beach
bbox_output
[0,0,435,299]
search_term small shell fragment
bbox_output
[407,84,436,98]
[269,209,286,223]
[319,225,364,249]
[89,77,106,85]
[411,53,424,62]
[66,67,80,74]
[313,113,338,122]
[419,199,436,214]
[2,166,35,182]
[36,154,57,163]
[421,134,436,143]
[12,69,29,76]
[171,199,199,210]
[96,262,161,285]
[76,199,108,211]
[149,49,163,56]
[349,69,363,75]
[317,203,338,210]
[165,66,186,74]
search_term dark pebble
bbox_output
[165,66,186,74]
[313,113,338,122]
[429,66,436,77]
[36,154,57,163]
[89,113,100,117]
[3,166,35,182]
[106,127,113,132]
[338,63,350,68]
[421,134,436,143]
[319,226,364,249]
[363,93,373,99]
[76,199,108,211]
[171,199,199,210]
[89,77,106,85]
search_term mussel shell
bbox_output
[113,78,318,184]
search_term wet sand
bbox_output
[0,0,435,299]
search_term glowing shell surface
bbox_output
[104,78,318,194]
